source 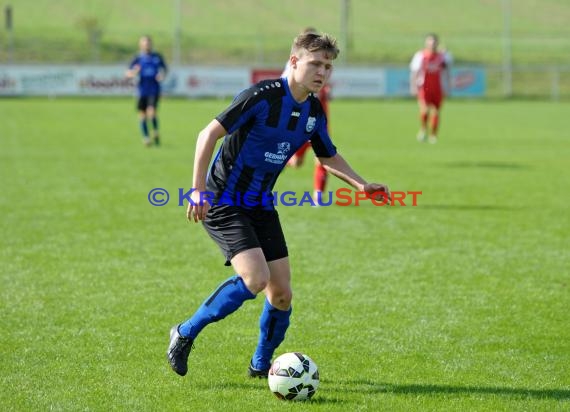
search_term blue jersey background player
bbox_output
[167,32,391,378]
[126,35,167,147]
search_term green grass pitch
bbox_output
[1,97,569,411]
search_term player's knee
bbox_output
[242,271,270,294]
[280,288,293,307]
[249,280,269,295]
[269,288,293,309]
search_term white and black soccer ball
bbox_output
[268,352,319,401]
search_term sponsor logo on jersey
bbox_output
[306,117,316,132]
[264,142,291,164]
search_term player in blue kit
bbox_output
[126,35,167,147]
[167,32,391,377]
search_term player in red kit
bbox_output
[410,33,452,144]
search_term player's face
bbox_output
[291,50,334,94]
[425,36,438,52]
[139,37,152,53]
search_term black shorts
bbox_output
[137,95,160,111]
[203,205,288,266]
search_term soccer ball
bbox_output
[268,352,319,401]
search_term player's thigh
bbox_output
[434,96,443,111]
[252,210,288,264]
[230,248,271,293]
[146,95,159,116]
[417,95,429,112]
[266,257,292,310]
[204,205,260,265]
[137,96,148,113]
[428,99,442,113]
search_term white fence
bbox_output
[0,65,485,98]
[0,64,568,99]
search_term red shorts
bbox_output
[418,88,443,109]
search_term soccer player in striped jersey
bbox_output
[410,33,452,144]
[126,35,167,147]
[167,32,390,378]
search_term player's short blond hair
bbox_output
[291,33,339,60]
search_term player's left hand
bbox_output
[363,182,391,204]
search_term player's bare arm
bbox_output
[187,119,227,223]
[125,64,140,78]
[318,153,391,201]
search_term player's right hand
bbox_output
[186,190,211,223]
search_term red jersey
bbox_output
[410,50,451,94]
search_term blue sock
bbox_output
[179,275,256,339]
[140,119,149,138]
[151,116,158,132]
[251,299,292,370]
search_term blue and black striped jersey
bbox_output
[207,78,337,210]
[129,52,167,97]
